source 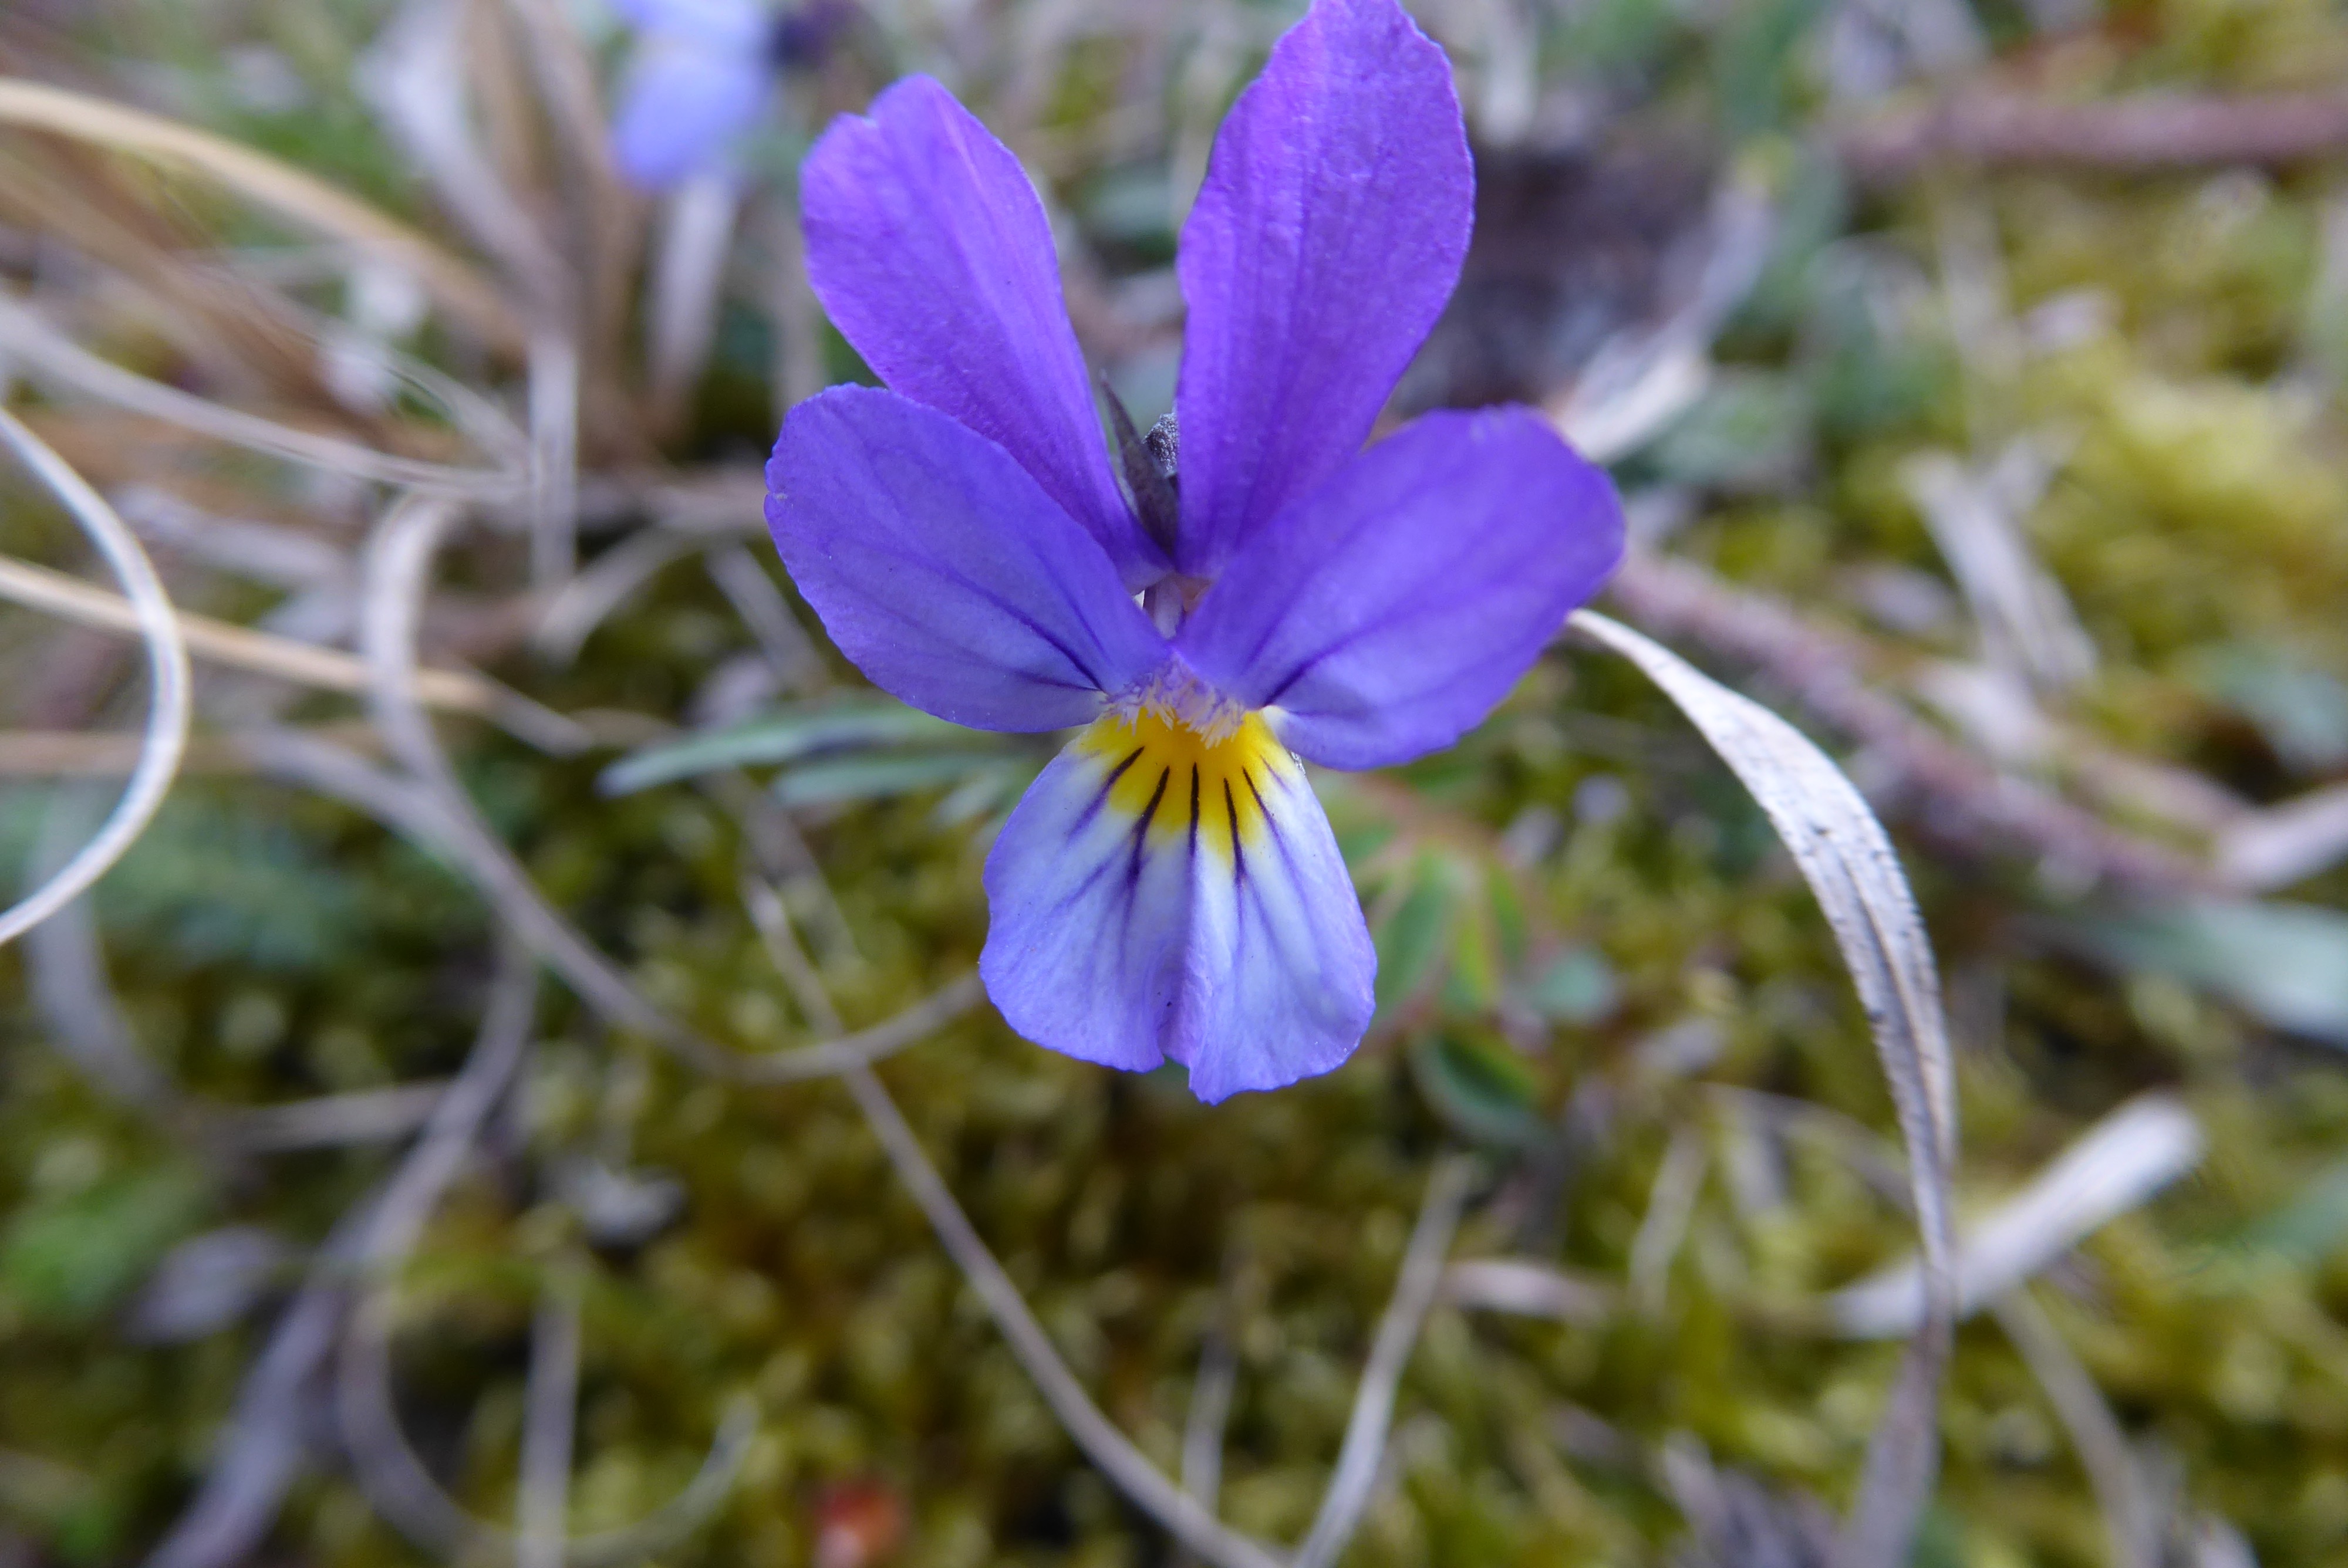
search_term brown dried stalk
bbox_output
[1843,91,2348,184]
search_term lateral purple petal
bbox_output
[765,387,1167,732]
[1175,408,1624,771]
[1170,0,1473,576]
[609,36,769,189]
[801,77,1162,586]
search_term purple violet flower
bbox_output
[764,0,1625,1101]
[609,0,846,189]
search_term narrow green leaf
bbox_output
[598,698,960,796]
[2065,900,2348,1046]
[1374,857,1455,1012]
[773,751,1011,808]
[1526,948,1621,1025]
[1409,1036,1545,1149]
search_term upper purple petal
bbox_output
[1174,408,1624,771]
[765,386,1168,732]
[1170,0,1473,577]
[610,36,769,190]
[800,77,1163,587]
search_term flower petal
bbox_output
[610,35,770,190]
[1171,0,1473,576]
[1176,407,1622,771]
[610,0,767,50]
[801,77,1161,586]
[981,710,1376,1102]
[765,386,1166,732]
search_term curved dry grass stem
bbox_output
[841,1063,1289,1568]
[742,822,1472,1568]
[739,874,988,1079]
[1567,609,1959,1568]
[1290,1154,1477,1568]
[140,944,528,1568]
[342,1280,758,1568]
[358,497,969,1086]
[0,408,191,949]
[0,295,526,496]
[21,789,178,1113]
[533,525,709,663]
[0,552,579,751]
[360,496,734,1065]
[518,1267,583,1568]
[1177,1318,1240,1556]
[328,946,760,1568]
[527,331,582,587]
[0,78,520,350]
[1831,1093,2202,1339]
[1993,1291,2158,1568]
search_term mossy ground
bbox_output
[5,1,2348,1564]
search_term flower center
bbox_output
[1110,657,1245,741]
[1075,705,1292,864]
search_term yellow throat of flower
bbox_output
[1075,707,1294,864]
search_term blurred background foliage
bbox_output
[2,0,2348,1565]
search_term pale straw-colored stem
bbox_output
[0,77,520,350]
[0,552,581,753]
[0,409,190,949]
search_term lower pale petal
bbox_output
[980,711,1376,1101]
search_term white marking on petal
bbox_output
[980,709,1375,1098]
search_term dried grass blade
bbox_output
[328,944,754,1568]
[1568,608,1958,1568]
[22,790,178,1111]
[359,496,730,1067]
[0,408,190,949]
[527,330,581,587]
[0,78,518,350]
[1831,1093,2202,1338]
[0,293,524,495]
[1291,1154,1477,1568]
[1993,1290,2160,1568]
[842,1063,1287,1568]
[533,525,706,664]
[518,1269,583,1568]
[0,552,575,752]
[646,178,741,425]
[356,0,568,308]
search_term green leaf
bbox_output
[2233,1157,2348,1265]
[773,752,1014,809]
[1645,369,1813,490]
[2188,646,2348,773]
[1525,948,1621,1025]
[1374,857,1455,1012]
[1409,1035,1545,1149]
[1443,863,1502,1013]
[1,1166,210,1324]
[932,765,1030,827]
[2065,900,2348,1046]
[598,698,960,796]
